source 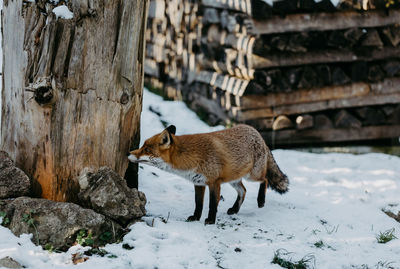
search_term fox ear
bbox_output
[166,125,176,134]
[160,130,173,147]
[160,125,175,148]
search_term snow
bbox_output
[0,88,399,268]
[52,5,74,20]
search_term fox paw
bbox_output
[204,218,216,225]
[227,208,238,215]
[186,215,200,222]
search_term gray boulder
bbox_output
[0,151,31,198]
[0,257,23,269]
[3,197,123,250]
[78,167,146,226]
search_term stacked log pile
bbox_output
[144,0,400,147]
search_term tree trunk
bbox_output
[1,0,148,201]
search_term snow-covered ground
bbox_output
[1,88,400,269]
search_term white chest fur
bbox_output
[151,157,207,186]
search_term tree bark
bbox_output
[1,0,148,201]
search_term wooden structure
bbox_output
[1,0,148,201]
[144,0,400,147]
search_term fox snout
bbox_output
[127,151,139,163]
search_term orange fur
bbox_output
[128,124,288,224]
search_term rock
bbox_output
[0,151,31,198]
[3,197,123,250]
[0,257,23,269]
[78,167,146,226]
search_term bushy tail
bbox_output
[266,150,289,194]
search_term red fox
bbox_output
[128,124,289,224]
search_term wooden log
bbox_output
[286,32,308,53]
[272,115,294,130]
[270,35,288,51]
[246,9,400,35]
[193,70,250,97]
[261,125,400,146]
[368,64,385,82]
[332,67,351,85]
[189,92,229,124]
[387,104,400,124]
[296,114,314,130]
[252,46,400,69]
[166,0,184,31]
[343,27,365,46]
[380,25,400,47]
[144,58,160,77]
[148,0,165,19]
[298,66,323,89]
[382,60,400,77]
[238,81,370,108]
[361,28,383,47]
[327,30,349,48]
[2,0,148,201]
[314,114,334,129]
[334,110,362,128]
[202,8,220,24]
[230,106,274,121]
[381,105,396,116]
[286,67,303,88]
[232,78,400,119]
[146,43,170,63]
[371,77,400,94]
[356,107,386,125]
[316,65,332,85]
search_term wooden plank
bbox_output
[233,92,400,121]
[251,46,400,69]
[261,125,400,146]
[371,77,400,94]
[273,92,400,116]
[237,77,400,109]
[238,82,370,108]
[247,9,400,35]
[230,106,274,121]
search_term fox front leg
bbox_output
[187,185,205,221]
[205,183,221,225]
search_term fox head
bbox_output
[127,125,176,167]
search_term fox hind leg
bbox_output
[257,181,268,208]
[187,185,205,222]
[227,180,246,215]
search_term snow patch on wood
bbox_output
[52,5,74,19]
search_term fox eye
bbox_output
[144,147,151,154]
